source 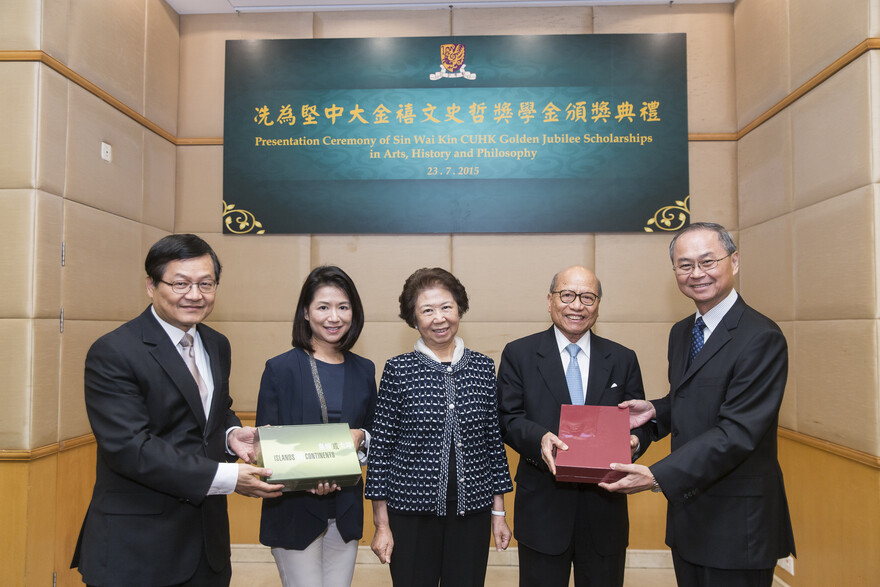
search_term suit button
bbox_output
[671,429,679,437]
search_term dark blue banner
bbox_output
[223,34,689,234]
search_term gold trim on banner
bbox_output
[644,195,690,232]
[223,201,266,234]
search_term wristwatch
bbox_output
[650,477,662,493]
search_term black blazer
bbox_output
[651,295,796,569]
[256,347,376,550]
[497,327,650,556]
[72,307,241,586]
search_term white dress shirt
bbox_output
[553,326,590,400]
[151,306,238,495]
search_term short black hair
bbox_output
[145,234,222,284]
[398,267,469,329]
[291,266,365,353]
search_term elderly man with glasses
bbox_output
[497,265,651,587]
[602,222,796,587]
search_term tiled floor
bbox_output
[230,546,678,586]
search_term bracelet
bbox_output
[491,509,506,517]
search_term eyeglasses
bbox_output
[673,253,733,275]
[551,290,599,306]
[158,279,218,294]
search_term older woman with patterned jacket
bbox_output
[365,267,513,587]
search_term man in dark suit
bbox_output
[72,234,283,587]
[497,265,650,587]
[602,222,796,586]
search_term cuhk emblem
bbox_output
[430,43,476,80]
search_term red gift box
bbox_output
[554,404,630,484]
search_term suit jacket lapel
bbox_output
[536,327,573,407]
[199,325,223,432]
[141,309,208,429]
[297,349,325,424]
[674,297,745,392]
[584,334,611,405]
[340,352,356,425]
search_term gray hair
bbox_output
[669,222,737,261]
[549,271,603,299]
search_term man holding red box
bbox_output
[602,223,796,587]
[497,265,651,587]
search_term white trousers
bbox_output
[270,518,358,587]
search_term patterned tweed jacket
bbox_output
[365,347,512,516]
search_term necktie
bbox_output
[565,343,584,405]
[687,317,706,368]
[179,333,209,414]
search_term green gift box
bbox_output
[254,423,363,492]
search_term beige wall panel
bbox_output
[789,0,870,89]
[593,5,736,134]
[212,321,293,411]
[733,0,790,129]
[791,55,871,210]
[141,224,171,261]
[0,320,31,449]
[0,189,62,320]
[207,234,311,322]
[178,14,313,137]
[40,0,70,63]
[314,10,450,38]
[37,66,68,197]
[68,0,145,114]
[738,215,794,322]
[351,321,429,377]
[31,319,61,448]
[593,321,675,401]
[35,191,64,319]
[312,235,452,322]
[62,201,145,320]
[0,63,37,189]
[143,131,176,231]
[776,321,797,431]
[59,320,123,440]
[737,110,792,229]
[457,321,557,367]
[145,0,181,136]
[687,141,737,228]
[793,186,876,321]
[176,145,223,232]
[0,0,40,50]
[594,234,694,323]
[0,190,36,318]
[451,234,595,323]
[451,7,592,35]
[66,85,144,221]
[794,319,879,454]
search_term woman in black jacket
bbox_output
[257,266,376,587]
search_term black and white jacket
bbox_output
[365,339,512,516]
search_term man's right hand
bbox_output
[618,399,656,429]
[234,463,284,498]
[540,431,568,476]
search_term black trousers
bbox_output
[387,509,491,587]
[672,550,775,587]
[517,487,625,587]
